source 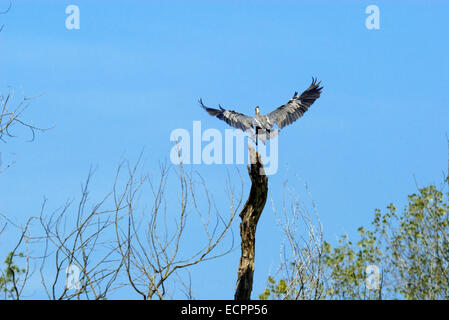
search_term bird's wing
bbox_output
[199,99,254,133]
[266,78,323,129]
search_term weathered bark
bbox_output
[234,145,268,300]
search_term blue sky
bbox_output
[0,0,448,299]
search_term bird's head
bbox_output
[255,106,260,115]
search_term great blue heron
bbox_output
[199,78,323,145]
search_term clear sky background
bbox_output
[0,0,448,299]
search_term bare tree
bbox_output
[1,158,241,299]
[268,177,325,300]
[112,159,240,299]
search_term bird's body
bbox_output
[253,109,274,145]
[199,78,323,145]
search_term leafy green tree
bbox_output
[261,180,449,300]
[385,184,449,299]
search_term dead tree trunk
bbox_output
[234,145,268,300]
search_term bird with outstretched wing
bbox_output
[199,78,323,145]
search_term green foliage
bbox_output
[321,225,384,299]
[0,251,26,299]
[261,183,449,300]
[387,185,449,299]
[259,276,288,300]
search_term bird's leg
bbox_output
[255,126,259,147]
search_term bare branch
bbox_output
[0,90,49,144]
